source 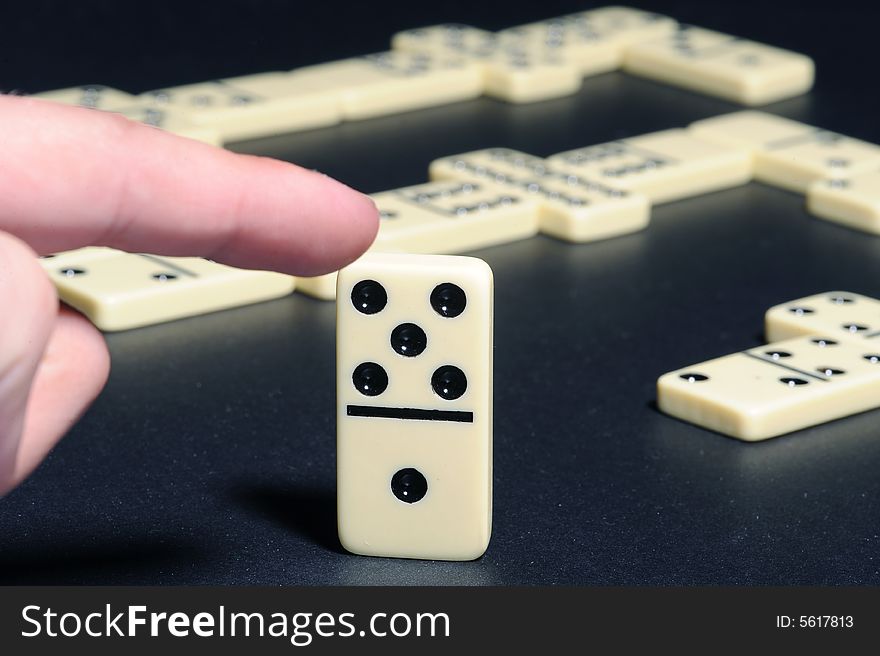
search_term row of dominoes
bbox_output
[658,291,880,441]
[29,7,814,147]
[40,109,880,330]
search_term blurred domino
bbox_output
[112,105,222,146]
[32,85,136,110]
[765,291,880,343]
[139,74,340,142]
[499,6,677,75]
[42,251,294,331]
[285,52,483,120]
[690,111,880,192]
[548,129,751,203]
[336,252,492,560]
[657,335,880,441]
[806,172,880,235]
[623,25,814,105]
[296,179,538,301]
[373,179,540,251]
[480,45,582,103]
[430,147,650,242]
[391,24,498,57]
[391,23,581,102]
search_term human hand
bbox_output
[0,95,378,496]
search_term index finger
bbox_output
[0,95,379,276]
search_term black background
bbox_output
[1,0,879,585]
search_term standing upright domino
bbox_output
[336,253,493,560]
[689,111,880,193]
[765,291,880,343]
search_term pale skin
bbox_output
[0,95,379,496]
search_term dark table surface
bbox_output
[1,0,879,585]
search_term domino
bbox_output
[806,171,880,235]
[32,85,137,110]
[111,105,222,146]
[391,23,582,103]
[295,179,538,301]
[498,6,677,76]
[139,74,340,143]
[623,25,814,105]
[42,251,295,331]
[689,111,880,193]
[657,335,880,441]
[336,253,492,560]
[548,129,751,203]
[480,44,582,103]
[391,24,499,57]
[765,291,880,343]
[429,147,650,242]
[285,52,484,120]
[373,179,540,252]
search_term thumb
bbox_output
[0,231,109,496]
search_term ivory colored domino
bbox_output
[481,45,582,103]
[499,6,677,76]
[689,111,880,193]
[430,148,650,242]
[295,180,538,301]
[111,105,222,146]
[392,23,582,103]
[285,52,484,120]
[765,291,880,343]
[623,25,814,105]
[139,74,340,142]
[44,252,294,331]
[374,179,540,252]
[39,247,123,269]
[336,253,493,560]
[391,24,499,57]
[32,85,136,110]
[806,172,880,235]
[658,335,880,441]
[548,129,751,203]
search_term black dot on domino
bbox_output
[60,268,86,277]
[818,367,845,377]
[765,350,792,360]
[352,362,389,396]
[811,338,838,347]
[431,365,467,400]
[391,468,427,504]
[780,377,809,387]
[865,355,880,364]
[351,279,387,315]
[152,272,178,282]
[829,295,855,304]
[680,373,709,383]
[430,283,466,318]
[843,323,869,333]
[391,323,427,357]
[788,306,814,316]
